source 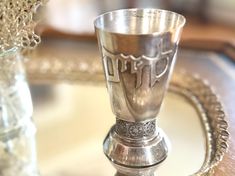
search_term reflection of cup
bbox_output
[95,9,185,176]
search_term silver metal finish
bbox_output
[104,126,168,176]
[95,9,185,175]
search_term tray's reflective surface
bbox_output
[32,83,205,176]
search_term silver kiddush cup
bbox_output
[94,9,185,176]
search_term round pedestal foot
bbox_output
[103,125,169,176]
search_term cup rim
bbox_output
[94,8,186,36]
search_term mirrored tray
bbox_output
[30,71,228,176]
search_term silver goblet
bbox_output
[94,9,185,176]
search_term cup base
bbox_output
[103,125,169,176]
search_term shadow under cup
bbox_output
[94,8,185,176]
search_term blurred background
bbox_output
[37,0,235,43]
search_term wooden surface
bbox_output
[181,40,235,62]
[37,16,235,44]
[181,17,235,45]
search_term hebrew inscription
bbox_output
[102,38,173,88]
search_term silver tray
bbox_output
[26,40,229,176]
[30,73,228,176]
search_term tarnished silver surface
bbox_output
[95,9,185,175]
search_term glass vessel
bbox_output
[0,47,39,176]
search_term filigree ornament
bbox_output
[115,119,156,139]
[0,0,47,52]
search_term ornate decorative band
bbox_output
[115,119,156,139]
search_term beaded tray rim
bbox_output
[170,72,229,176]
